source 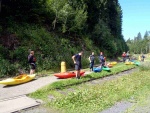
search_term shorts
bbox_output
[75,64,81,71]
[30,63,36,69]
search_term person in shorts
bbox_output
[72,51,83,79]
[28,50,36,74]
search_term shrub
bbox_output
[0,58,17,77]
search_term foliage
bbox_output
[0,57,17,77]
[126,31,150,54]
[0,0,128,76]
[0,23,101,77]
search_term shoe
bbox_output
[77,76,80,79]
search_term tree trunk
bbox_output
[0,0,1,12]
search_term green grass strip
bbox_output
[30,63,136,98]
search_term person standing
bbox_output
[122,52,126,62]
[72,51,83,79]
[141,54,145,62]
[99,52,105,68]
[28,50,36,74]
[89,52,95,71]
[126,51,130,61]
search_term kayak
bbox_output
[107,64,113,68]
[93,67,102,72]
[125,62,134,65]
[54,71,85,79]
[0,74,36,86]
[110,62,117,65]
[134,62,140,66]
[102,66,111,71]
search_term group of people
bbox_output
[72,51,106,79]
[27,50,106,78]
[27,50,147,79]
[122,51,146,62]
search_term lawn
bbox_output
[29,61,150,113]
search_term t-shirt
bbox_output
[126,53,129,57]
[28,55,36,64]
[74,54,81,64]
[122,53,126,57]
[99,55,105,62]
[89,55,95,62]
[142,55,145,58]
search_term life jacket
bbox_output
[122,53,126,57]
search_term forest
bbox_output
[126,31,150,54]
[0,0,128,77]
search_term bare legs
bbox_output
[76,70,80,79]
[30,69,35,75]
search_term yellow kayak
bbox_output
[125,62,134,65]
[110,62,117,65]
[0,74,36,85]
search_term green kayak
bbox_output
[134,61,140,66]
[102,66,111,71]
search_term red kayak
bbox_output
[54,71,85,79]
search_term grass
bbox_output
[29,62,146,113]
[49,72,150,113]
[124,60,150,113]
[125,87,150,113]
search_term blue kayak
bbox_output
[93,67,102,72]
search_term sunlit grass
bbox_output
[29,56,150,113]
[45,71,150,113]
[29,63,138,110]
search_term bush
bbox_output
[0,24,100,77]
[0,58,17,77]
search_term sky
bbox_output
[119,0,150,40]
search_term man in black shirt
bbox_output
[28,51,36,74]
[72,51,83,79]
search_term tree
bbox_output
[126,38,131,43]
[0,0,1,12]
[144,31,149,39]
[137,32,142,40]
